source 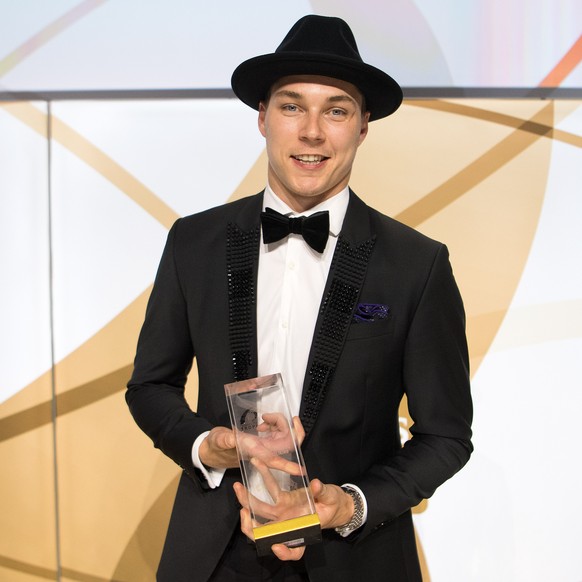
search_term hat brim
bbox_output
[231,52,403,121]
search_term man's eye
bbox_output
[330,108,346,116]
[283,104,298,112]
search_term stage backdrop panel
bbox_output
[0,103,58,581]
[1,97,581,581]
[1,0,581,92]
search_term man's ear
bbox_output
[258,102,267,138]
[358,111,370,145]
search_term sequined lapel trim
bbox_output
[227,223,260,381]
[301,236,376,435]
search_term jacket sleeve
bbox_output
[356,243,473,539]
[126,219,214,480]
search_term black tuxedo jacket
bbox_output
[127,190,473,582]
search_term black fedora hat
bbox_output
[231,15,403,121]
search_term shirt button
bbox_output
[281,321,288,329]
[288,261,296,270]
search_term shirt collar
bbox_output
[263,185,349,238]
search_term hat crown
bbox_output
[231,15,403,120]
[276,15,363,63]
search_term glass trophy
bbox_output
[224,373,321,556]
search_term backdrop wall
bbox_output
[1,2,581,581]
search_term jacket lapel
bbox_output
[226,193,263,381]
[299,191,376,437]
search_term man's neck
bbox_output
[266,184,350,214]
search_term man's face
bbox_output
[258,75,370,212]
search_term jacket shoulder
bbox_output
[160,192,263,261]
[177,192,263,228]
[366,204,444,255]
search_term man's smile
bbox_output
[291,154,329,165]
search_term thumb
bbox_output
[225,431,237,449]
[218,428,236,450]
[311,479,327,499]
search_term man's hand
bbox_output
[198,426,239,470]
[235,477,355,561]
[310,479,354,530]
[199,415,305,471]
[237,414,305,476]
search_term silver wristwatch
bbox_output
[335,485,365,536]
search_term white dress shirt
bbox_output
[256,186,348,415]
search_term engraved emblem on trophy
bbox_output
[225,373,322,555]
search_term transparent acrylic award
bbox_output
[224,373,321,556]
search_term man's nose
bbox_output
[300,113,324,142]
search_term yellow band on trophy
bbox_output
[253,514,321,540]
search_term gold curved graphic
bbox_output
[393,102,554,226]
[1,103,179,230]
[0,0,109,79]
[111,475,179,580]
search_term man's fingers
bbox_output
[292,416,305,444]
[233,482,248,508]
[266,454,305,476]
[260,412,288,431]
[234,481,280,521]
[239,433,304,475]
[271,543,305,561]
[239,507,255,541]
[251,457,281,501]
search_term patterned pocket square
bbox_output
[353,303,390,323]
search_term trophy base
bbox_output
[254,514,322,557]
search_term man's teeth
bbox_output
[294,155,325,163]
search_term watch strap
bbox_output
[335,485,365,536]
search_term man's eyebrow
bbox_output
[272,89,303,100]
[328,94,358,106]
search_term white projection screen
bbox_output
[1,2,581,580]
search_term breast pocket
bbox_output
[345,316,394,341]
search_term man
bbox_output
[127,15,473,582]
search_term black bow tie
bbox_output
[260,207,330,253]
